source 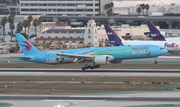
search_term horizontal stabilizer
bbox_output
[12,56,34,60]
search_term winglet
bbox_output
[15,33,39,55]
[104,25,123,46]
[145,21,166,41]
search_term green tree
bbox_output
[9,10,16,18]
[8,16,15,41]
[8,10,16,41]
[140,4,146,15]
[104,2,114,16]
[33,19,39,35]
[27,15,33,39]
[136,7,141,15]
[38,17,42,32]
[0,16,8,41]
[16,22,23,33]
[22,20,29,34]
[20,33,28,39]
[145,4,150,15]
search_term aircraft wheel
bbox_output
[96,65,100,68]
[87,65,92,69]
[91,66,94,69]
[154,61,158,64]
[82,67,86,71]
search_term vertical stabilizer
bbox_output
[15,33,39,55]
[146,21,166,41]
[104,25,123,46]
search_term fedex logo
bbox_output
[107,32,114,35]
[146,33,158,37]
[150,33,158,37]
[164,43,178,48]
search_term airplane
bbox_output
[144,21,166,41]
[145,21,180,42]
[104,24,180,54]
[15,33,167,70]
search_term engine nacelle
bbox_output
[110,60,123,63]
[93,55,114,65]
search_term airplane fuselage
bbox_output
[19,45,167,64]
[122,40,180,52]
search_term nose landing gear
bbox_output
[154,57,158,64]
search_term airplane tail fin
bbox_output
[145,21,166,41]
[104,25,123,46]
[15,33,39,55]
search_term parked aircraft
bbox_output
[104,25,180,54]
[15,33,167,70]
[145,21,180,41]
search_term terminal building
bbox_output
[112,0,180,15]
[19,0,103,16]
[34,20,160,49]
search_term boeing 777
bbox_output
[104,24,180,54]
[15,33,167,70]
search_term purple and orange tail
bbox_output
[104,25,123,46]
[144,21,166,41]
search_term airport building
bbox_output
[112,0,180,15]
[19,0,103,16]
[34,20,160,49]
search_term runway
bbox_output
[0,53,180,64]
[1,92,180,107]
[0,68,180,77]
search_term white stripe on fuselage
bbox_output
[122,40,180,52]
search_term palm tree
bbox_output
[33,19,39,36]
[9,23,15,41]
[8,16,15,41]
[140,4,146,15]
[107,8,113,17]
[1,16,8,41]
[145,4,150,15]
[22,20,29,34]
[38,17,42,32]
[16,22,23,33]
[110,2,114,8]
[27,15,33,39]
[136,7,141,15]
[9,10,16,18]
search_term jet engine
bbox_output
[110,60,123,63]
[93,55,114,65]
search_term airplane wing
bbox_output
[56,53,94,60]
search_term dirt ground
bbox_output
[0,76,178,95]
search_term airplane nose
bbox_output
[163,49,168,54]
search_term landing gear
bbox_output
[81,65,100,71]
[81,62,100,71]
[154,57,158,64]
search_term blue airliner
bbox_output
[16,33,167,70]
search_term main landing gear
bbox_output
[154,57,158,64]
[81,62,100,71]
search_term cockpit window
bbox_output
[160,48,165,50]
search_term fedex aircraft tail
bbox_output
[104,25,123,46]
[15,33,39,55]
[145,21,166,41]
